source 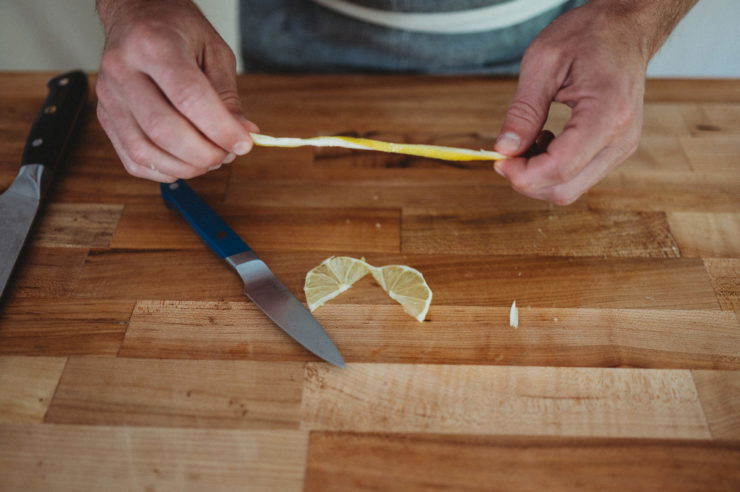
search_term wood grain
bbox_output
[301,363,710,438]
[703,258,740,314]
[110,204,400,253]
[1,73,738,490]
[693,371,740,439]
[121,301,739,369]
[74,251,719,308]
[33,203,123,248]
[0,357,66,423]
[45,357,303,429]
[305,432,740,492]
[403,209,680,257]
[3,246,87,299]
[0,423,308,492]
[587,170,740,212]
[668,212,740,258]
[0,299,134,356]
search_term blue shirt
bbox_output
[239,0,586,74]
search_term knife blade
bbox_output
[160,179,345,367]
[0,71,88,301]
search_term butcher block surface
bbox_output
[0,72,739,491]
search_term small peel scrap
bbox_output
[304,256,432,322]
[251,133,505,162]
[509,300,518,329]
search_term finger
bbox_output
[98,104,178,183]
[202,43,260,133]
[146,56,254,155]
[494,48,563,156]
[540,144,630,206]
[118,72,228,170]
[497,101,614,194]
[97,102,207,181]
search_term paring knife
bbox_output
[160,180,345,367]
[0,71,88,301]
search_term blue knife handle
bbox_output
[160,180,251,259]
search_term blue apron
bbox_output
[239,0,586,74]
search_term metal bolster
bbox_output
[225,251,272,286]
[4,164,44,200]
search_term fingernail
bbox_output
[232,140,252,155]
[240,115,260,133]
[495,132,521,154]
[222,152,236,164]
[208,164,222,171]
[494,162,505,177]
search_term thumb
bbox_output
[495,55,560,156]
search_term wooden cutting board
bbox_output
[0,72,738,491]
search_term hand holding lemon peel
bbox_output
[305,257,432,322]
[250,133,506,162]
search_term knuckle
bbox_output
[99,50,126,76]
[144,115,176,146]
[550,188,580,206]
[127,143,150,167]
[127,22,175,59]
[556,162,579,183]
[506,99,544,129]
[509,173,537,195]
[171,81,207,114]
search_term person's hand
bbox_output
[493,1,660,205]
[95,0,258,182]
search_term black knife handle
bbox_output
[20,70,88,197]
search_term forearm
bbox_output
[589,0,699,59]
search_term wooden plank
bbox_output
[0,423,307,492]
[74,251,720,309]
[301,363,710,438]
[703,258,740,314]
[682,134,740,172]
[224,181,565,211]
[403,209,680,257]
[668,212,740,258]
[33,203,123,248]
[2,246,87,299]
[121,301,740,369]
[693,371,740,439]
[72,249,243,300]
[0,357,66,423]
[110,204,400,253]
[305,432,740,492]
[618,136,692,173]
[588,170,740,212]
[0,299,134,356]
[644,79,740,103]
[45,357,303,429]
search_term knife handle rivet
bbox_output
[32,138,43,147]
[169,182,180,190]
[44,105,57,114]
[58,77,69,86]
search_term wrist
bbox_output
[586,0,698,60]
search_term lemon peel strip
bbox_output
[250,133,505,162]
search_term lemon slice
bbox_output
[304,256,372,312]
[250,133,505,162]
[370,265,432,322]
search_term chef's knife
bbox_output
[161,180,345,367]
[0,70,88,301]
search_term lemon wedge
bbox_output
[304,256,372,312]
[371,265,432,322]
[250,133,505,162]
[304,256,432,322]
